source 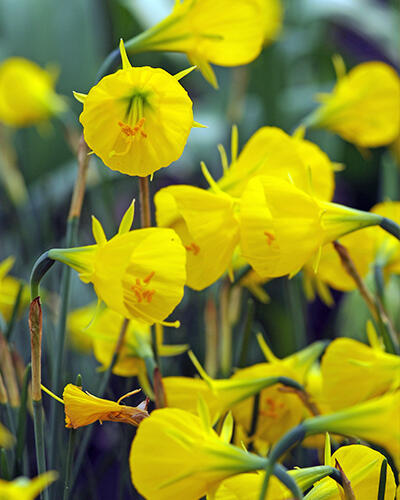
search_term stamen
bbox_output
[130,274,156,304]
[185,242,200,255]
[117,388,142,405]
[118,117,146,138]
[264,231,276,245]
[143,271,155,283]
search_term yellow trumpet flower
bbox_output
[129,406,268,500]
[306,60,400,147]
[48,200,186,326]
[124,0,267,87]
[0,472,58,500]
[305,444,396,500]
[75,40,195,176]
[0,57,66,127]
[239,175,383,279]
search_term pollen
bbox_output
[264,231,276,246]
[130,273,156,303]
[259,398,285,419]
[118,117,147,138]
[185,242,200,255]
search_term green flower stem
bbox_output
[380,217,400,241]
[63,427,76,500]
[15,363,31,476]
[33,400,48,500]
[220,280,233,378]
[272,463,303,499]
[30,252,55,299]
[374,263,385,303]
[0,448,9,480]
[237,298,255,368]
[5,282,23,342]
[377,459,387,500]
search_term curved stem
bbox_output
[380,217,400,240]
[30,253,55,300]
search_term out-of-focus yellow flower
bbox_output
[239,176,383,278]
[75,40,194,176]
[303,391,400,469]
[61,383,149,429]
[163,351,302,423]
[67,302,96,354]
[129,406,268,500]
[0,257,30,322]
[0,422,13,447]
[217,126,335,201]
[155,184,239,290]
[231,339,325,447]
[306,60,400,147]
[305,444,396,500]
[0,472,58,500]
[0,57,65,127]
[125,0,266,87]
[48,200,186,326]
[259,0,283,45]
[371,201,400,275]
[321,336,400,411]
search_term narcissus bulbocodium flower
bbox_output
[239,175,386,279]
[303,200,400,301]
[321,334,400,411]
[75,40,195,177]
[305,59,400,147]
[48,200,186,326]
[129,405,269,500]
[305,444,396,500]
[0,257,30,322]
[0,472,58,500]
[231,337,325,448]
[123,0,269,88]
[42,383,149,429]
[163,350,303,423]
[302,391,400,469]
[0,57,66,127]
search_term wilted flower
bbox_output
[0,472,58,500]
[0,57,66,127]
[129,406,268,500]
[48,200,186,326]
[75,40,195,176]
[124,0,267,87]
[306,60,400,147]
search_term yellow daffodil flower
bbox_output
[217,126,335,201]
[123,0,266,87]
[303,391,400,469]
[0,472,58,500]
[305,444,396,499]
[155,184,239,290]
[0,422,13,448]
[48,200,186,326]
[259,0,283,45]
[0,257,29,322]
[239,175,383,279]
[129,406,269,500]
[75,40,195,176]
[321,336,400,411]
[0,57,66,127]
[42,383,149,429]
[215,472,290,500]
[306,60,400,147]
[67,302,96,353]
[231,338,325,447]
[163,351,303,423]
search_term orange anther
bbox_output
[143,271,155,284]
[118,118,146,138]
[264,231,275,245]
[185,242,200,255]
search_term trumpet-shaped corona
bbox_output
[48,201,186,326]
[0,57,66,127]
[307,61,400,147]
[75,40,194,176]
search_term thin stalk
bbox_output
[377,459,387,500]
[15,363,31,475]
[33,400,48,500]
[0,448,9,480]
[238,298,255,368]
[220,280,232,377]
[284,275,307,351]
[63,427,76,500]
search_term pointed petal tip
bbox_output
[73,91,87,104]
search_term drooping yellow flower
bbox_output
[129,407,268,500]
[0,257,30,322]
[303,391,400,469]
[61,383,148,429]
[75,40,195,177]
[0,57,66,127]
[217,126,335,201]
[306,60,400,147]
[0,422,13,448]
[0,472,58,500]
[124,0,266,87]
[163,351,303,423]
[231,339,325,447]
[48,200,186,326]
[239,175,383,278]
[321,336,400,411]
[155,184,239,290]
[305,444,396,500]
